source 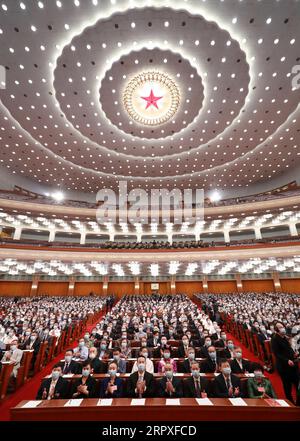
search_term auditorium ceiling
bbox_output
[0,256,300,277]
[0,0,300,195]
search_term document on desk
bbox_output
[196,398,213,406]
[64,399,83,407]
[131,398,146,406]
[97,399,113,406]
[63,374,74,378]
[229,398,247,406]
[22,400,42,408]
[275,399,290,407]
[166,399,180,405]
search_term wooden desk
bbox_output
[0,362,14,400]
[11,398,300,421]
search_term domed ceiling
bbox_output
[0,0,299,194]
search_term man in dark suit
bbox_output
[183,362,211,398]
[127,355,155,398]
[220,340,235,359]
[230,347,251,373]
[36,365,68,400]
[199,337,213,358]
[87,347,106,373]
[201,346,220,373]
[213,359,242,398]
[177,335,192,358]
[271,322,299,404]
[182,347,197,373]
[21,331,41,366]
[59,349,81,374]
[157,363,183,398]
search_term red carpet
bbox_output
[0,307,290,420]
[226,331,286,399]
[0,314,105,421]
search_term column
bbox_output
[103,276,108,296]
[235,274,243,293]
[68,277,75,296]
[13,226,22,240]
[134,277,140,295]
[272,271,282,292]
[170,276,176,295]
[194,232,200,241]
[30,276,39,297]
[80,231,86,245]
[109,233,114,242]
[254,228,262,240]
[289,223,298,237]
[48,229,56,242]
[223,229,230,243]
[202,275,208,293]
[168,234,173,244]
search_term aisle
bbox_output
[226,331,285,398]
[0,313,105,421]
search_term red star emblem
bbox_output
[141,89,163,109]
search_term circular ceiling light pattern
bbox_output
[99,48,204,141]
[123,71,180,127]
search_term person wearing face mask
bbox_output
[87,347,106,374]
[98,340,111,360]
[182,347,197,373]
[213,331,227,348]
[158,347,177,373]
[213,360,242,398]
[112,348,126,373]
[271,322,299,404]
[178,335,192,358]
[183,361,211,398]
[127,355,155,398]
[199,336,213,358]
[22,330,41,359]
[3,329,17,345]
[119,339,132,359]
[1,339,23,379]
[230,347,251,374]
[220,340,235,359]
[59,349,81,374]
[201,346,220,373]
[71,362,96,398]
[157,363,183,398]
[131,349,154,374]
[147,331,160,348]
[73,338,89,361]
[100,361,123,398]
[36,365,68,400]
[247,363,277,399]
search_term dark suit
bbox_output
[100,377,123,398]
[177,344,190,358]
[88,357,107,374]
[59,360,81,374]
[36,377,68,400]
[271,333,299,403]
[21,337,41,355]
[201,357,219,373]
[157,376,183,398]
[220,348,234,359]
[127,371,155,397]
[71,375,96,398]
[182,358,194,373]
[213,373,242,398]
[183,376,210,398]
[230,358,251,374]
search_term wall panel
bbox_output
[108,282,135,297]
[280,279,300,293]
[37,282,69,296]
[207,280,237,293]
[74,282,103,296]
[176,281,203,296]
[241,279,274,292]
[0,281,32,296]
